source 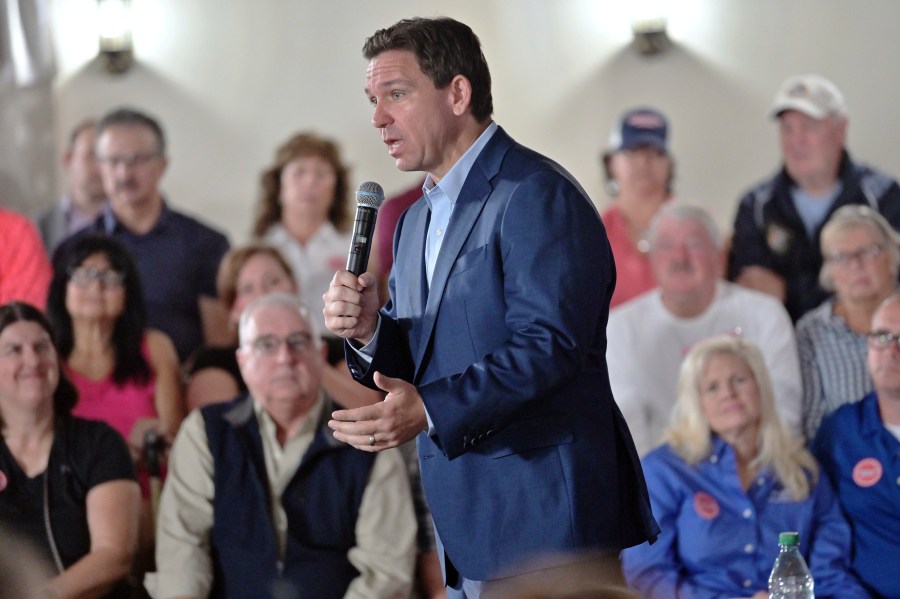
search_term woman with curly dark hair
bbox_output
[0,302,139,598]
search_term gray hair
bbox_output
[237,293,321,348]
[819,204,900,291]
[648,202,723,251]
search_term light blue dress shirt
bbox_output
[355,122,498,434]
[421,121,498,286]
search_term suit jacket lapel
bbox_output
[402,204,429,331]
[412,127,514,380]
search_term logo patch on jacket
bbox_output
[766,223,792,255]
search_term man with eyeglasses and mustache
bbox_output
[813,291,900,599]
[148,293,416,599]
[55,107,230,362]
[607,202,801,456]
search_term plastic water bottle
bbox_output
[768,531,814,598]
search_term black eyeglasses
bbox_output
[247,333,314,357]
[68,266,125,288]
[866,330,900,350]
[97,152,160,168]
[826,244,883,268]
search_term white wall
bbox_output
[48,0,900,244]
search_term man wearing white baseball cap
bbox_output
[728,74,900,323]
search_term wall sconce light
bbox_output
[632,17,671,56]
[98,0,133,74]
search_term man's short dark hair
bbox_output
[96,107,166,155]
[363,17,493,123]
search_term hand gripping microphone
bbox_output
[346,181,385,275]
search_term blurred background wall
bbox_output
[4,0,899,243]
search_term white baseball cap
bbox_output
[770,74,847,120]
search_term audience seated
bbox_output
[184,244,382,411]
[607,203,801,455]
[252,131,357,359]
[812,291,900,599]
[621,335,868,599]
[148,294,416,599]
[46,234,183,583]
[797,204,900,439]
[728,73,900,322]
[184,245,445,596]
[0,302,140,599]
[35,119,106,252]
[47,234,183,477]
[0,206,52,309]
[600,107,675,308]
[57,107,231,362]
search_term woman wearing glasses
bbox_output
[795,205,900,440]
[46,234,183,574]
[0,302,139,598]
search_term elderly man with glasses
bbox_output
[812,291,900,599]
[147,293,416,599]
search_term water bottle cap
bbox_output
[778,531,800,546]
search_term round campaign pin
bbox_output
[0,469,7,492]
[852,458,883,488]
[693,491,720,519]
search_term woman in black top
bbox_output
[0,302,138,598]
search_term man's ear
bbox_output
[448,74,473,117]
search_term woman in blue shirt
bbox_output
[621,335,868,599]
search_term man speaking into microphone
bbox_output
[323,17,659,598]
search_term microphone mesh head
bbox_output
[356,181,385,209]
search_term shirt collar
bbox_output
[101,199,171,234]
[252,391,325,446]
[864,392,889,436]
[423,121,498,207]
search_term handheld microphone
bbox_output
[346,181,385,275]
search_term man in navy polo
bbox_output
[813,292,900,599]
[60,108,230,362]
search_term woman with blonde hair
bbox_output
[796,204,900,439]
[621,335,866,599]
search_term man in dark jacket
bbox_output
[728,73,900,322]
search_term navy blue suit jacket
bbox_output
[348,127,659,580]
